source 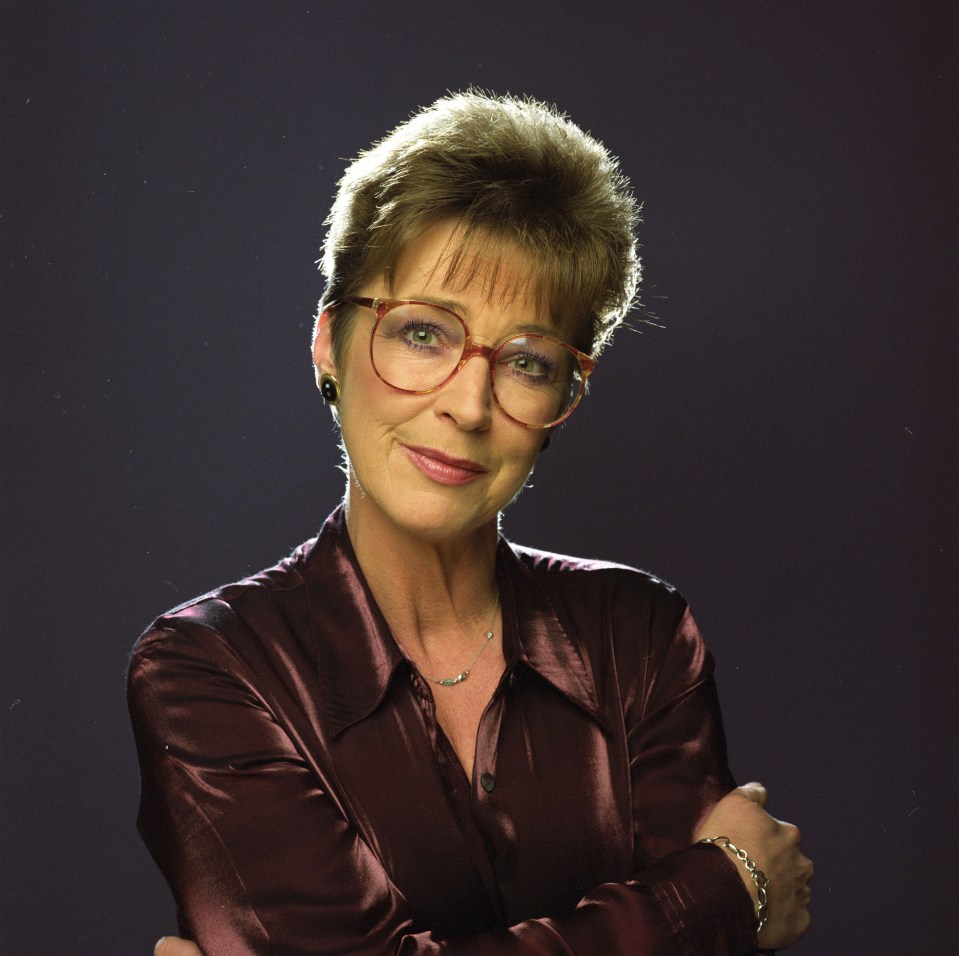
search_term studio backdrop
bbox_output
[2,2,956,952]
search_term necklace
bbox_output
[418,590,500,688]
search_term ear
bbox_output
[312,309,336,389]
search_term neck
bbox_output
[343,478,500,658]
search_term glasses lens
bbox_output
[493,335,584,427]
[372,303,466,391]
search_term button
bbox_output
[480,772,496,792]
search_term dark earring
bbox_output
[319,372,340,405]
[540,433,551,451]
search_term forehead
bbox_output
[386,219,551,321]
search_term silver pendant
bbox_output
[439,672,468,687]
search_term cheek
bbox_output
[337,383,416,474]
[499,436,542,488]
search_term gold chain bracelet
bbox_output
[698,835,769,934]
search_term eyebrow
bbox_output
[400,293,563,339]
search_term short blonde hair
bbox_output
[319,90,641,358]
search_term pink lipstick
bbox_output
[401,444,487,486]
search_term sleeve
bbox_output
[129,617,757,956]
[621,602,761,952]
[626,605,739,864]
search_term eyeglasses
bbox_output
[331,296,596,429]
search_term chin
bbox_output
[348,461,527,545]
[399,502,492,543]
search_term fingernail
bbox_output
[154,939,166,955]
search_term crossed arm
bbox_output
[129,605,811,955]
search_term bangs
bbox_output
[374,218,600,353]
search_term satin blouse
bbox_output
[128,506,757,954]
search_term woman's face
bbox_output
[313,220,557,544]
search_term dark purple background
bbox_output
[3,2,956,952]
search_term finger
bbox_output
[155,938,197,956]
[780,821,802,846]
[737,781,768,807]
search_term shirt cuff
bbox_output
[645,842,759,954]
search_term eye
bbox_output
[398,321,447,351]
[509,354,545,375]
[500,347,555,382]
[409,327,434,344]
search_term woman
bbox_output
[130,91,812,955]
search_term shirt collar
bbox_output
[495,539,606,729]
[303,506,605,737]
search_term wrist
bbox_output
[697,836,769,936]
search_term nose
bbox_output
[433,352,494,430]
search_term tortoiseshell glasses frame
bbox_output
[329,296,596,429]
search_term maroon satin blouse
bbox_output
[128,506,757,954]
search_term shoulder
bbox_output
[510,541,674,585]
[129,537,316,676]
[507,541,688,625]
[503,541,706,683]
[171,536,314,617]
[502,542,715,722]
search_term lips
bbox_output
[400,444,488,486]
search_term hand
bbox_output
[154,937,203,956]
[696,782,813,950]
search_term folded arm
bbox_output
[129,614,757,955]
